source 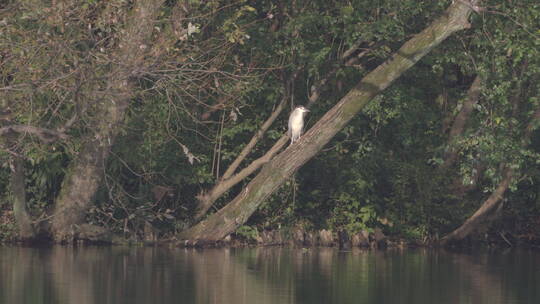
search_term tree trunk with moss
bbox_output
[50,101,127,242]
[50,0,164,242]
[179,1,477,241]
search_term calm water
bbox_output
[0,246,538,304]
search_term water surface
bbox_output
[0,246,538,304]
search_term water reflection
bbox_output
[0,246,538,304]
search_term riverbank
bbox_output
[2,207,540,249]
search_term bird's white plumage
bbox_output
[288,106,309,145]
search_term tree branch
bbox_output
[441,167,513,244]
[193,38,372,220]
[180,0,477,241]
[222,97,289,180]
[443,75,482,168]
[50,0,165,242]
[442,106,540,244]
[0,125,69,143]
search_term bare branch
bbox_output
[0,125,69,143]
[222,97,289,180]
[58,112,78,133]
[455,0,485,13]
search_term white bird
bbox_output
[288,106,310,145]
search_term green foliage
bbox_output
[329,199,377,234]
[0,216,17,243]
[1,0,540,243]
[225,0,540,242]
[235,225,259,242]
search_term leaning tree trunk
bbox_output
[179,1,477,241]
[194,44,371,221]
[440,168,513,244]
[441,98,540,244]
[50,0,164,242]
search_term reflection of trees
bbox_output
[0,247,297,304]
[0,247,60,303]
[284,248,525,304]
[0,247,197,304]
[0,247,536,304]
[447,250,518,304]
[359,249,523,304]
[189,248,295,304]
[49,247,96,304]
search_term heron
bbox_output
[288,105,310,145]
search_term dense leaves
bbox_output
[1,0,539,244]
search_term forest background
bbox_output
[0,0,539,246]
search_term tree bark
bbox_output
[194,39,385,220]
[443,75,482,168]
[442,76,484,197]
[50,0,164,242]
[1,109,35,239]
[1,111,69,240]
[441,168,513,244]
[10,157,35,239]
[195,96,289,220]
[222,96,290,182]
[441,65,538,244]
[179,1,476,241]
[442,111,540,245]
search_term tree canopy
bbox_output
[0,0,539,246]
